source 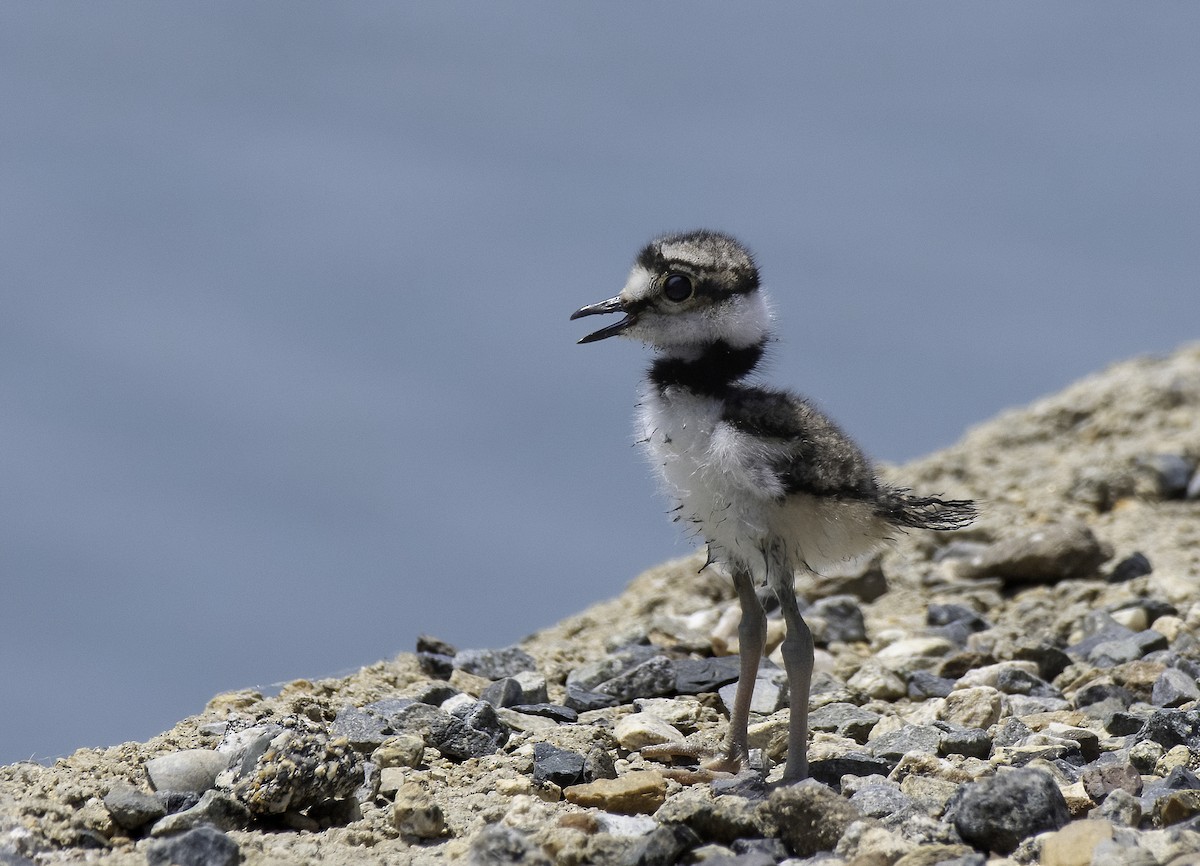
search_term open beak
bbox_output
[570,295,637,344]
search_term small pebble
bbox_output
[392,782,445,839]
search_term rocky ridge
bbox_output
[3,344,1200,866]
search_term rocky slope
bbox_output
[3,344,1200,866]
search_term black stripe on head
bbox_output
[637,230,760,296]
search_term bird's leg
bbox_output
[769,558,813,783]
[703,566,766,774]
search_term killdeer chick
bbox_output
[571,230,976,783]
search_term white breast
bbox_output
[636,385,888,575]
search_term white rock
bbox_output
[144,750,230,793]
[875,637,956,672]
[614,712,684,750]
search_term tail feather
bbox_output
[878,489,978,531]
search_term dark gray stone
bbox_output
[0,849,36,866]
[331,705,395,748]
[808,595,867,644]
[994,667,1060,698]
[1152,667,1200,708]
[532,743,586,788]
[150,790,250,836]
[809,702,881,743]
[908,671,956,699]
[103,783,166,831]
[415,634,457,656]
[992,718,1032,748]
[928,604,990,644]
[480,676,523,710]
[945,768,1069,855]
[808,753,893,789]
[934,722,992,759]
[1074,681,1135,711]
[146,826,240,866]
[509,703,578,723]
[1080,757,1142,801]
[1106,710,1148,736]
[622,823,701,866]
[158,791,202,814]
[1137,454,1194,498]
[1134,709,1200,751]
[417,652,455,679]
[673,655,742,694]
[1107,551,1154,583]
[1012,641,1073,681]
[1087,637,1146,667]
[429,703,508,761]
[453,646,537,680]
[869,725,941,762]
[958,520,1112,584]
[729,838,789,861]
[409,681,459,706]
[564,682,621,711]
[596,655,677,702]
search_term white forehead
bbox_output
[620,265,656,302]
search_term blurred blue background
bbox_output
[2,4,1198,764]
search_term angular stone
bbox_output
[945,767,1070,855]
[908,671,956,699]
[103,783,166,832]
[532,743,586,788]
[453,646,537,680]
[806,595,867,644]
[848,783,916,820]
[652,789,769,844]
[869,725,942,762]
[1133,709,1200,751]
[1079,759,1140,803]
[808,702,881,743]
[847,660,907,700]
[146,826,240,866]
[875,637,956,672]
[370,734,425,769]
[596,656,676,702]
[673,655,742,694]
[149,790,250,837]
[563,770,668,815]
[808,753,893,789]
[415,634,457,656]
[480,677,524,708]
[766,780,862,857]
[508,703,578,723]
[613,712,684,750]
[1151,667,1200,708]
[718,672,786,717]
[933,722,992,759]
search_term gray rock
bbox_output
[1152,667,1200,708]
[1088,637,1146,667]
[1081,758,1142,802]
[508,703,578,723]
[467,824,554,866]
[480,678,524,708]
[652,790,768,845]
[623,823,702,866]
[596,655,677,702]
[415,634,457,656]
[807,595,867,644]
[958,520,1112,583]
[848,783,916,819]
[718,670,787,717]
[945,767,1070,855]
[145,826,239,866]
[408,681,460,706]
[453,645,537,680]
[103,783,166,832]
[869,725,942,762]
[417,652,454,679]
[331,700,414,748]
[149,789,250,836]
[934,722,992,759]
[808,753,893,790]
[808,702,881,743]
[1012,640,1073,681]
[993,667,1060,698]
[907,671,956,699]
[1107,551,1154,583]
[673,655,742,694]
[1093,787,1143,827]
[144,749,230,794]
[1133,709,1200,751]
[765,780,862,857]
[1137,453,1194,498]
[532,743,586,788]
[927,603,990,632]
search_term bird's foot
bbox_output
[640,742,750,784]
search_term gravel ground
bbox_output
[3,344,1200,866]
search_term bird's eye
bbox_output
[663,273,693,302]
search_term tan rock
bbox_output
[392,781,445,839]
[1039,819,1113,866]
[563,770,667,814]
[939,686,1002,729]
[613,712,684,750]
[874,637,956,672]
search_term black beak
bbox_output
[570,296,636,344]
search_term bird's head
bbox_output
[571,230,770,352]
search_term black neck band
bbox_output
[649,339,766,395]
